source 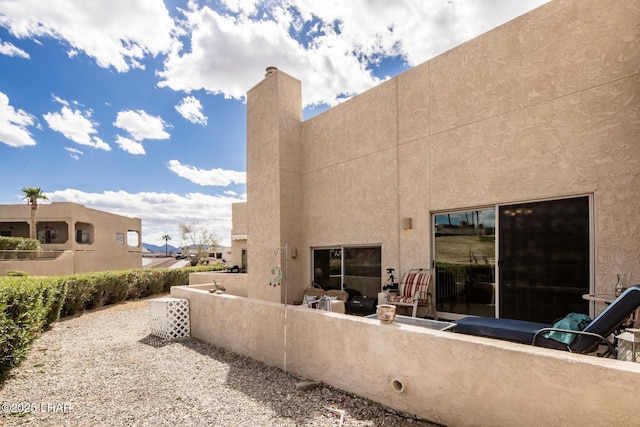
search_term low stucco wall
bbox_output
[0,250,74,276]
[170,285,640,427]
[188,272,248,297]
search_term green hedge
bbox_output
[59,268,192,317]
[0,264,222,380]
[0,276,66,378]
[0,236,41,259]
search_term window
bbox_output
[37,224,59,244]
[127,231,139,247]
[75,222,94,244]
[241,249,247,272]
[76,229,90,244]
[433,196,591,323]
[312,246,381,298]
[116,233,125,245]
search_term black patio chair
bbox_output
[454,285,640,356]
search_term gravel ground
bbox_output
[0,296,440,427]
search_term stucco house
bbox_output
[0,202,141,275]
[171,2,640,425]
[241,0,639,323]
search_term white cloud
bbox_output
[113,109,171,142]
[167,159,246,186]
[0,39,29,58]
[52,94,70,107]
[64,146,84,160]
[115,135,146,155]
[47,188,246,246]
[64,146,83,154]
[43,103,111,150]
[175,96,208,125]
[157,3,380,107]
[220,0,260,16]
[0,0,549,108]
[0,91,37,147]
[156,0,549,108]
[0,0,175,72]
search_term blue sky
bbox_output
[0,0,548,246]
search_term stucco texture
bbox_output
[173,285,640,427]
[245,0,640,302]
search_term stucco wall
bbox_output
[231,202,247,236]
[0,250,74,276]
[245,0,640,303]
[246,70,304,304]
[171,285,640,427]
[188,272,248,297]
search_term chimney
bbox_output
[265,66,278,77]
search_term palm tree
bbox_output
[21,187,48,240]
[162,234,171,257]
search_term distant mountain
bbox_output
[143,242,180,254]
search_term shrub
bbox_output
[0,236,41,260]
[59,268,193,317]
[7,270,29,277]
[0,276,65,378]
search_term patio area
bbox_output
[0,296,436,426]
[171,283,640,427]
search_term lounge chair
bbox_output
[454,284,640,356]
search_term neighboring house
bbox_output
[240,0,639,322]
[0,202,141,275]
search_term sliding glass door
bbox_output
[312,246,381,298]
[433,196,591,323]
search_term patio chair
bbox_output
[385,269,435,318]
[302,286,347,314]
[454,285,640,356]
[325,289,349,303]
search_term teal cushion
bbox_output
[543,313,592,344]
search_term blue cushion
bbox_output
[454,317,551,344]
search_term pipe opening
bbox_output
[391,378,405,393]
